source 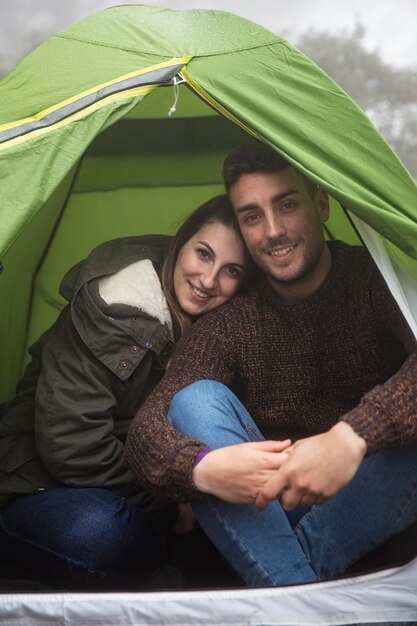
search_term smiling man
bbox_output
[126,140,417,587]
[229,161,331,302]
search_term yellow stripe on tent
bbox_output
[0,57,192,134]
[181,68,258,139]
[0,85,160,152]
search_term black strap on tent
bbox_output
[0,64,185,146]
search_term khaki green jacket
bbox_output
[0,235,177,528]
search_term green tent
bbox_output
[1,5,417,622]
[1,3,416,408]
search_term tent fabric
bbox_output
[0,57,189,256]
[1,556,417,625]
[183,48,417,256]
[0,5,416,259]
[0,63,187,145]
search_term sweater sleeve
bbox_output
[125,307,236,502]
[342,351,417,453]
[341,264,417,453]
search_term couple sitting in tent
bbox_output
[0,140,416,589]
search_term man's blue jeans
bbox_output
[0,487,167,587]
[168,380,417,587]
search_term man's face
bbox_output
[230,167,330,299]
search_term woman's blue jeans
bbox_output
[168,380,417,587]
[0,487,167,587]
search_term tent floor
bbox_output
[1,523,417,592]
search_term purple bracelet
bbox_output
[194,447,211,466]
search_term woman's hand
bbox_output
[255,422,367,511]
[193,440,292,503]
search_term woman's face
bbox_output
[173,221,246,316]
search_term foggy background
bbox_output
[1,0,416,177]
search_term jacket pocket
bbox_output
[0,435,59,507]
[0,434,38,473]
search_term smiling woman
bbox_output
[0,194,250,589]
[161,196,251,337]
[173,222,245,317]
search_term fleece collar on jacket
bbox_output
[98,259,173,337]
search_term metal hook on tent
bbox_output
[168,75,187,117]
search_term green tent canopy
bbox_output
[0,4,416,405]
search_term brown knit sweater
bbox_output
[126,242,417,501]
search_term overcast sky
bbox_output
[1,0,416,74]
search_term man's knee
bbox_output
[168,381,259,449]
[171,380,231,407]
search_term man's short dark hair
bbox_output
[222,139,290,193]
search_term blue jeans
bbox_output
[168,380,417,587]
[0,488,167,587]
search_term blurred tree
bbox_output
[297,24,417,178]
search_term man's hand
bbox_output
[255,422,367,512]
[193,440,292,503]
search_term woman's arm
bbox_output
[34,317,138,495]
